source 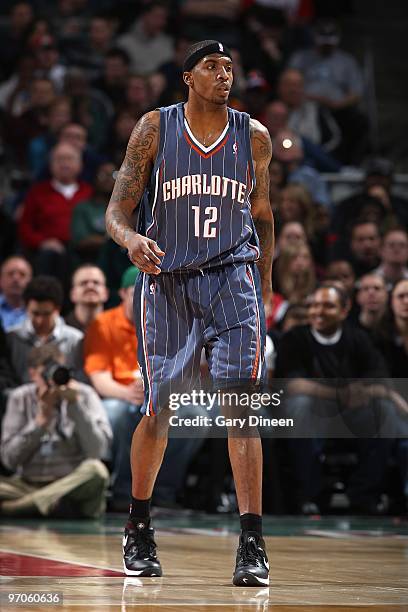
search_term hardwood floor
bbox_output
[1,517,407,610]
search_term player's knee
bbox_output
[141,412,170,437]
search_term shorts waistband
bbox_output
[159,262,253,276]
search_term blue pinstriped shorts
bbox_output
[133,262,266,416]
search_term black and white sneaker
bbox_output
[233,531,269,587]
[123,520,162,577]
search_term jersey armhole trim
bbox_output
[244,113,256,193]
[151,107,167,173]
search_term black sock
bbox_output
[129,497,151,525]
[240,513,262,536]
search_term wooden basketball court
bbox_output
[1,514,407,610]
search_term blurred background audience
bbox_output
[0,0,407,517]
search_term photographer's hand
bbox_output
[123,379,145,405]
[36,386,60,428]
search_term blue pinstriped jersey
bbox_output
[138,103,260,272]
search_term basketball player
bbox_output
[105,41,274,587]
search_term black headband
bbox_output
[183,41,232,73]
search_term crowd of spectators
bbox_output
[0,0,407,518]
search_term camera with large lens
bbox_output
[42,360,72,386]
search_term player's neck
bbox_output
[184,99,228,147]
[184,98,228,129]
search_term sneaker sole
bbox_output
[123,561,163,577]
[233,572,269,587]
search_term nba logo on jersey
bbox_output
[149,282,156,294]
[218,43,224,52]
[233,141,238,156]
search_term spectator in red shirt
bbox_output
[19,142,93,283]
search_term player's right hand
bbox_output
[126,233,165,275]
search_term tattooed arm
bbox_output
[105,110,165,275]
[250,118,274,303]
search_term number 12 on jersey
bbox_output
[192,205,218,238]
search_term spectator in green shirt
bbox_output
[70,161,117,263]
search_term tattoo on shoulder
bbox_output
[250,118,272,163]
[110,112,159,206]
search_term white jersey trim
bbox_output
[183,118,229,154]
[140,274,153,415]
[146,166,161,237]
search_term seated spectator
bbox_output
[65,15,117,80]
[19,142,93,281]
[325,260,356,297]
[86,15,117,78]
[372,228,408,290]
[117,2,174,76]
[331,158,408,239]
[4,76,57,165]
[0,2,34,81]
[62,67,113,151]
[275,221,307,258]
[274,284,395,514]
[92,48,131,108]
[122,75,151,121]
[180,0,240,47]
[0,344,111,518]
[376,279,408,510]
[157,37,191,106]
[25,17,53,50]
[84,266,208,508]
[28,96,72,176]
[0,54,35,118]
[277,184,328,268]
[65,264,109,332]
[32,34,67,93]
[274,242,316,304]
[277,68,341,154]
[288,19,368,163]
[324,258,359,325]
[97,237,131,307]
[272,221,307,288]
[264,100,289,140]
[0,201,17,262]
[39,0,90,47]
[242,4,287,89]
[272,129,331,208]
[276,184,315,237]
[278,302,309,333]
[58,123,107,183]
[0,256,32,331]
[243,70,271,120]
[345,220,382,278]
[376,279,408,379]
[0,320,18,417]
[106,110,138,169]
[265,98,341,173]
[7,276,83,384]
[269,158,285,205]
[330,194,390,262]
[147,71,167,109]
[70,162,116,262]
[356,274,388,333]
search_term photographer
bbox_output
[0,345,112,518]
